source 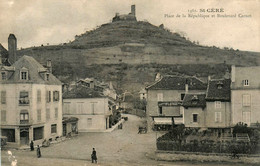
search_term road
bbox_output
[1,114,251,166]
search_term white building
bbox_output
[63,86,112,132]
[0,55,62,147]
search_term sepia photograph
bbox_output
[0,0,259,165]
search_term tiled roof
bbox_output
[182,94,206,108]
[206,79,231,101]
[63,85,104,99]
[0,55,62,85]
[146,75,207,90]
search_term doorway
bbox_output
[20,128,29,145]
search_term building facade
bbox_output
[231,66,260,127]
[145,76,207,131]
[63,86,112,132]
[0,56,62,147]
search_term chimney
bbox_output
[46,59,52,73]
[185,79,188,93]
[8,34,17,64]
[131,5,136,16]
[208,75,211,83]
[231,65,235,82]
[155,73,161,81]
[109,81,113,89]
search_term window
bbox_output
[53,91,59,102]
[243,80,249,86]
[63,102,70,114]
[242,94,251,106]
[1,110,6,122]
[242,112,251,125]
[1,91,6,104]
[55,108,58,119]
[20,111,29,124]
[157,93,163,101]
[215,101,221,109]
[159,107,163,115]
[91,103,96,114]
[87,118,92,127]
[51,124,57,133]
[20,71,28,80]
[46,109,50,120]
[77,102,83,114]
[215,112,222,123]
[20,112,29,120]
[1,129,15,142]
[193,114,198,123]
[19,91,29,105]
[37,109,41,121]
[37,90,41,103]
[181,93,185,100]
[46,73,50,81]
[33,127,43,140]
[46,91,51,103]
[1,72,7,80]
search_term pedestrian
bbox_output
[30,140,34,151]
[91,148,97,163]
[37,145,41,158]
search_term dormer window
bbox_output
[191,95,198,104]
[217,81,224,89]
[46,73,50,81]
[20,67,28,80]
[243,80,249,86]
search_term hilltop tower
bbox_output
[131,5,136,16]
[8,34,17,64]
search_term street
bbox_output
[1,114,251,166]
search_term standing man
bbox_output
[37,145,41,158]
[30,141,34,151]
[91,148,97,163]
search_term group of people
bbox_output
[30,140,98,163]
[30,141,41,158]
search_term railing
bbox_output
[236,133,250,142]
[20,120,29,124]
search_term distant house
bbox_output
[145,75,207,131]
[0,55,62,147]
[205,79,231,133]
[182,93,206,128]
[112,5,136,22]
[231,66,260,127]
[63,86,112,132]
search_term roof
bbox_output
[182,94,206,108]
[206,79,231,101]
[0,55,62,85]
[63,85,104,99]
[146,75,207,90]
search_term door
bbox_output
[20,128,29,145]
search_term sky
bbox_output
[0,0,259,52]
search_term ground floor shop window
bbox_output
[51,124,57,134]
[33,127,44,140]
[1,129,15,142]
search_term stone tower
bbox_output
[131,5,136,16]
[8,34,17,64]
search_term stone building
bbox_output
[0,55,62,147]
[63,86,112,132]
[145,75,207,131]
[231,65,260,127]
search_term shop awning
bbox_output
[154,118,172,125]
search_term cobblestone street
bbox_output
[1,114,252,166]
[1,114,159,166]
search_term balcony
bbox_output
[20,120,29,124]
